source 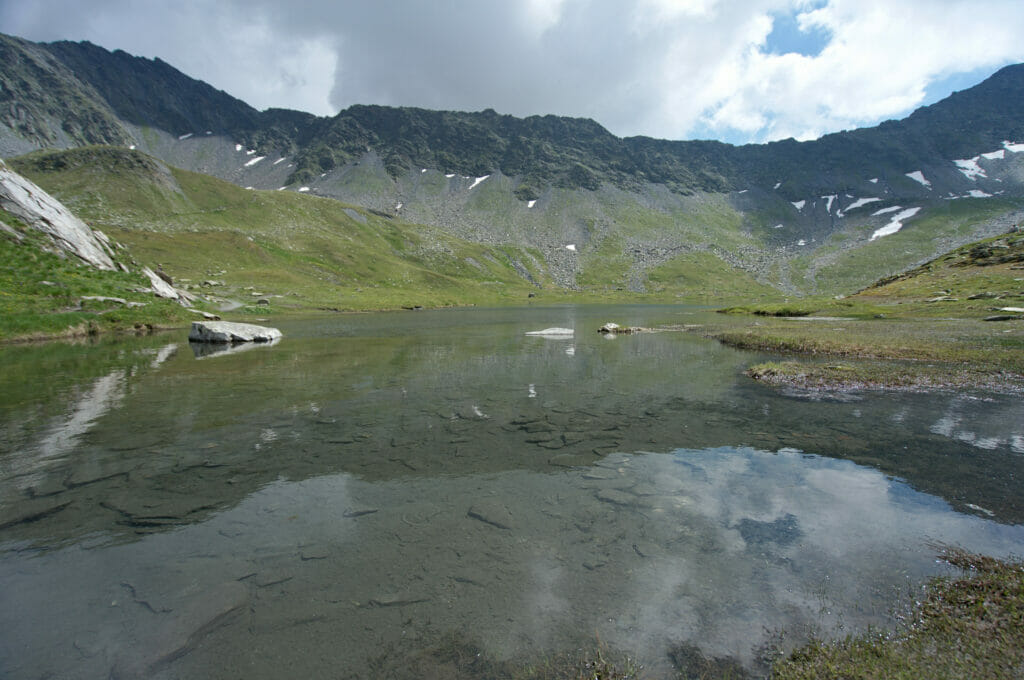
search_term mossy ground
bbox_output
[710,229,1024,391]
[773,549,1024,680]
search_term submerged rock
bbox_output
[188,321,282,343]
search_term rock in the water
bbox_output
[188,321,282,343]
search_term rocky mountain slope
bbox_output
[2,32,1024,296]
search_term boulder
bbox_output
[0,159,116,269]
[188,321,282,343]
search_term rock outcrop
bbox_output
[0,158,117,269]
[188,321,282,343]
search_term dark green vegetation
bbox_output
[774,549,1024,680]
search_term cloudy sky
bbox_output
[3,0,1024,144]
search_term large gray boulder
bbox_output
[188,321,282,343]
[0,158,117,270]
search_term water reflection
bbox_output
[1,448,1022,679]
[0,306,1022,678]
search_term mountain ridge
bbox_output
[2,33,1024,297]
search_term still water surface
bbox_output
[1,305,1023,678]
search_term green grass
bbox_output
[645,250,778,301]
[774,549,1024,680]
[0,210,197,341]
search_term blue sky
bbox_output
[2,0,1023,145]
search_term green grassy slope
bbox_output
[8,147,552,317]
[0,208,197,341]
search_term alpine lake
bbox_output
[1,305,1022,679]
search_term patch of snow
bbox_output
[565,244,576,252]
[178,133,193,141]
[869,178,879,184]
[822,195,836,213]
[773,224,784,229]
[277,187,286,191]
[738,189,748,194]
[468,174,491,190]
[206,131,212,135]
[905,170,931,188]
[870,207,921,241]
[445,173,455,178]
[844,197,881,212]
[953,157,986,180]
[791,200,806,210]
[797,239,806,246]
[1003,141,1024,153]
[395,202,403,210]
[320,173,326,178]
[298,187,310,192]
[527,200,537,208]
[244,156,265,167]
[421,168,427,173]
[273,158,285,165]
[968,189,993,198]
[245,186,254,190]
[528,384,536,398]
[982,149,1005,160]
[128,144,135,150]
[872,205,903,216]
[526,327,574,337]
[246,149,256,156]
[235,144,243,152]
[773,182,781,189]
[565,345,575,356]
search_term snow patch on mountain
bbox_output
[905,171,931,188]
[953,158,986,180]
[822,195,836,213]
[844,197,881,212]
[468,175,491,190]
[791,200,806,210]
[244,156,265,168]
[982,149,1006,160]
[870,207,921,241]
[871,205,904,216]
[178,133,193,141]
[968,189,993,198]
[527,200,537,208]
[1004,141,1024,153]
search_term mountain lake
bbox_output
[1,305,1022,679]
